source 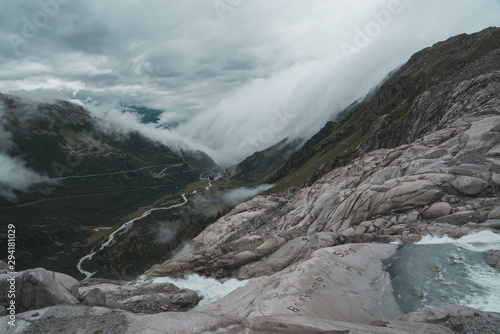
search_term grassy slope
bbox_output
[227,138,305,186]
[0,96,210,278]
[82,177,241,279]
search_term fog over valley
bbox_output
[2,2,500,333]
[1,0,499,165]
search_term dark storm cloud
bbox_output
[0,0,499,165]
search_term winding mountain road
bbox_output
[0,164,207,211]
[77,172,216,279]
[52,163,184,181]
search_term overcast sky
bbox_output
[1,0,499,165]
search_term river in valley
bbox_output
[76,170,220,279]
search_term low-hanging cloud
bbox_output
[0,101,53,199]
[79,99,212,155]
[1,0,499,166]
[0,153,51,199]
[155,222,177,245]
[222,184,273,207]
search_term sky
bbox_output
[1,0,499,166]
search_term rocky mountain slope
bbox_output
[2,246,499,333]
[145,27,500,281]
[2,28,500,333]
[226,137,304,185]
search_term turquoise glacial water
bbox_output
[383,231,500,314]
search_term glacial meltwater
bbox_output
[134,274,250,308]
[383,231,500,314]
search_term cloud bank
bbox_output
[155,222,177,245]
[222,184,273,207]
[0,102,52,198]
[1,0,499,165]
[0,153,51,198]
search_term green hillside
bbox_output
[0,95,216,278]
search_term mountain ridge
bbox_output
[267,26,500,192]
[0,94,217,277]
[146,27,500,281]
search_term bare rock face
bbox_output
[451,176,490,196]
[480,219,500,229]
[488,206,500,219]
[397,304,497,322]
[0,268,199,317]
[422,202,453,219]
[1,305,454,334]
[146,86,500,280]
[200,243,402,324]
[0,245,492,334]
[486,250,500,271]
[79,288,106,306]
[0,261,9,271]
[0,268,80,314]
[397,305,500,333]
[78,281,200,313]
[1,243,458,334]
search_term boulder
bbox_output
[309,232,342,249]
[367,166,401,185]
[232,251,259,267]
[373,218,388,228]
[422,202,453,219]
[0,268,79,313]
[79,288,106,306]
[488,206,500,219]
[78,281,198,313]
[492,173,500,187]
[0,261,9,271]
[451,176,489,195]
[406,211,420,223]
[171,289,199,308]
[485,250,500,270]
[479,219,500,229]
[435,211,483,226]
[239,237,311,278]
[397,304,500,323]
[52,271,80,299]
[255,235,286,254]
